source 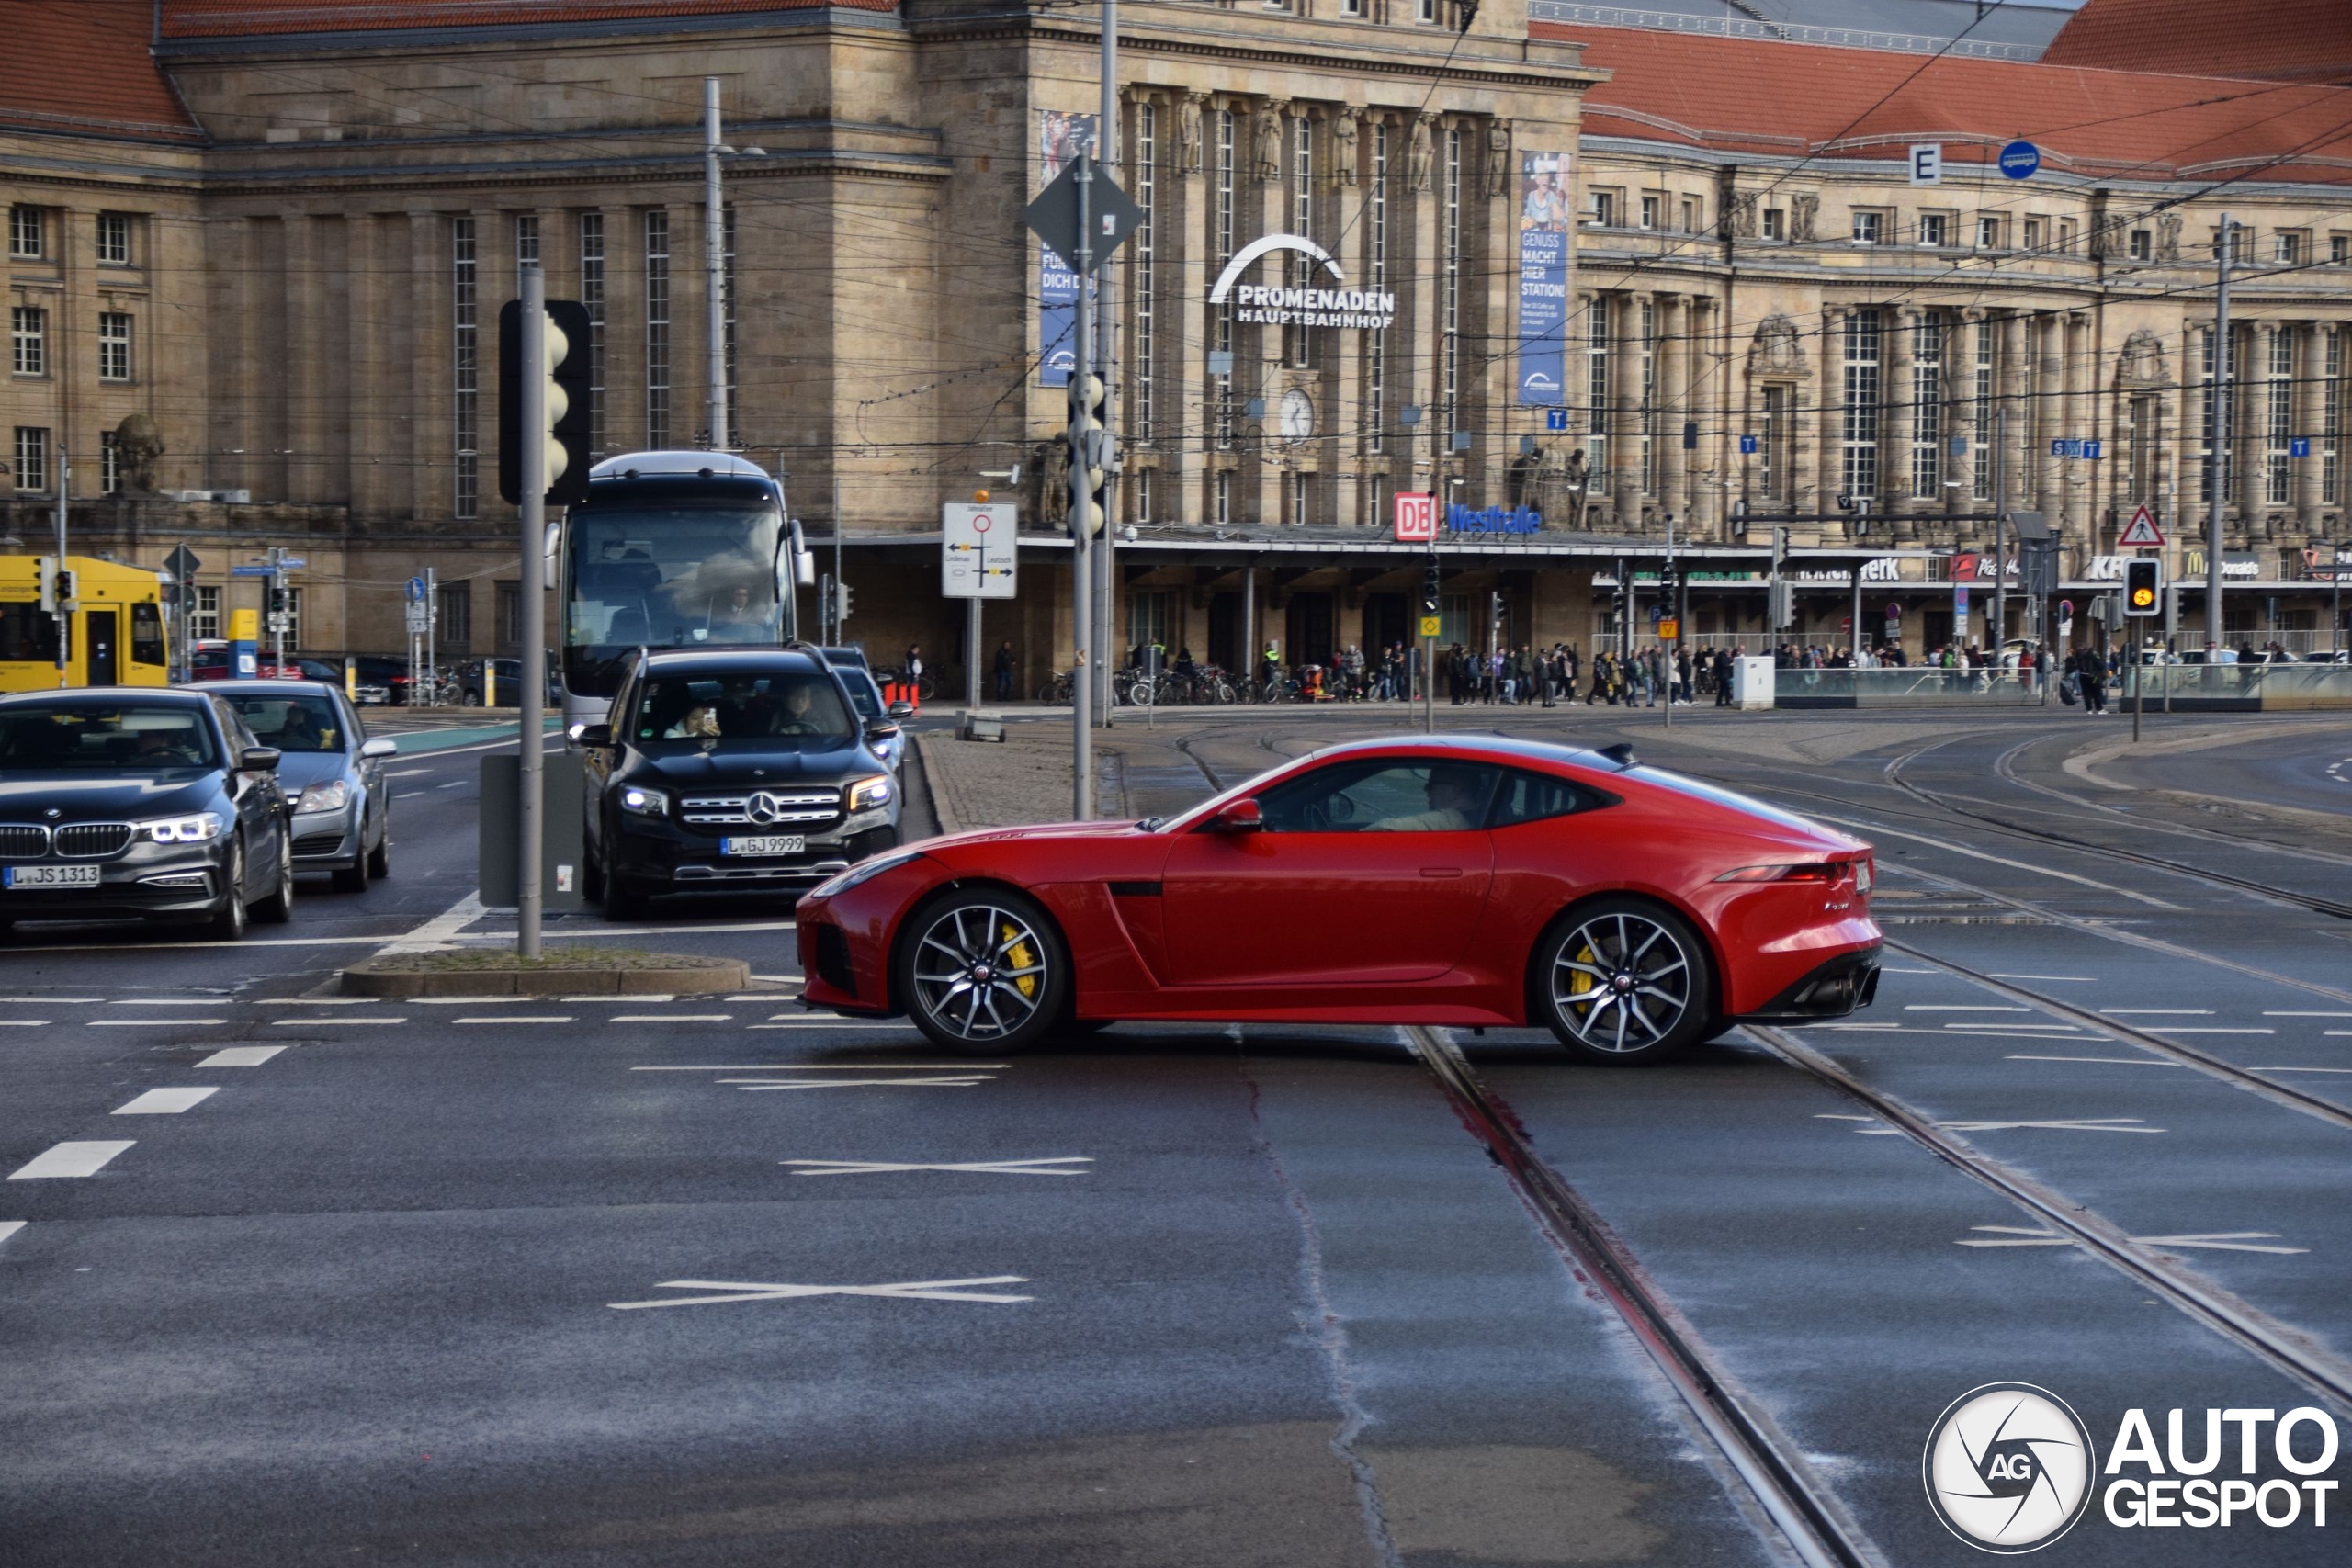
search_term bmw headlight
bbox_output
[845,773,893,812]
[808,847,922,899]
[295,781,350,814]
[137,811,225,844]
[618,784,669,818]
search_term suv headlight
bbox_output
[295,781,350,814]
[138,811,225,844]
[845,773,893,813]
[618,784,669,818]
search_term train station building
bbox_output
[3,0,2349,686]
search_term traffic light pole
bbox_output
[1069,152,1094,822]
[704,77,729,455]
[1423,541,1436,735]
[1091,0,1118,733]
[516,265,547,961]
[53,441,69,688]
[2207,215,2233,657]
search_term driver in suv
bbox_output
[576,649,902,919]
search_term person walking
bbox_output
[2079,647,2108,714]
[991,639,1015,701]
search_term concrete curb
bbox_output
[339,954,750,997]
[913,732,966,836]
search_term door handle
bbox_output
[1419,866,1463,878]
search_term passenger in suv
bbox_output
[576,649,899,919]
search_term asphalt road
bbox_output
[5,706,2350,1566]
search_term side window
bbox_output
[1488,769,1609,829]
[1256,759,1499,833]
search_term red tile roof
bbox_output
[1539,22,2352,186]
[2041,0,2352,87]
[0,0,205,143]
[160,0,889,38]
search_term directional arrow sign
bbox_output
[1023,153,1144,277]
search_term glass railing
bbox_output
[1768,663,2352,707]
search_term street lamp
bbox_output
[704,74,769,454]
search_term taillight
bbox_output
[1713,863,1838,884]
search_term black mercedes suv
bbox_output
[576,648,903,919]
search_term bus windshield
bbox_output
[566,502,785,697]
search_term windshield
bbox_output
[220,693,344,752]
[630,673,856,750]
[565,503,787,698]
[0,705,219,770]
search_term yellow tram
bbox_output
[0,555,170,692]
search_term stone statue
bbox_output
[1253,101,1284,182]
[1485,118,1510,197]
[1747,314,1810,377]
[1034,437,1069,527]
[1724,193,1757,240]
[112,412,164,493]
[1407,115,1435,192]
[1176,94,1203,175]
[1330,110,1358,186]
[1511,441,1588,525]
[2156,212,2182,262]
[1788,192,1818,243]
[2116,327,2168,388]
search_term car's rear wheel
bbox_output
[896,888,1069,1055]
[1532,897,1713,1065]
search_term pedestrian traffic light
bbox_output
[498,299,595,507]
[1066,372,1109,538]
[2123,557,2162,617]
[1420,563,1441,619]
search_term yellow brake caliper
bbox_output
[1002,922,1038,998]
[1568,942,1596,1014]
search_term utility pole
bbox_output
[1992,402,2007,649]
[831,472,843,645]
[704,76,729,454]
[516,265,548,960]
[2206,214,2233,658]
[52,438,69,688]
[1091,0,1118,730]
[1662,511,1675,729]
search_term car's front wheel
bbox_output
[252,828,296,923]
[1532,897,1713,1065]
[895,888,1069,1055]
[207,839,249,942]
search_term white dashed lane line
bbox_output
[0,1220,24,1247]
[87,1020,228,1029]
[0,1021,49,1028]
[455,1016,573,1025]
[612,1015,732,1023]
[196,1046,286,1066]
[7,1141,135,1179]
[272,1018,405,1026]
[114,1088,219,1115]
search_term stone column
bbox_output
[1817,304,1847,518]
[1997,311,2028,522]
[405,210,444,520]
[2293,321,2324,525]
[2063,312,2090,539]
[1612,293,1640,525]
[1883,307,1915,525]
[282,214,323,506]
[1171,93,1208,524]
[1657,293,1689,529]
[1325,107,1363,525]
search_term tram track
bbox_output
[1401,1024,1883,1568]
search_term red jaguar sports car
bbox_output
[794,736,1880,1063]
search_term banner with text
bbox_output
[1037,110,1098,388]
[1516,152,1571,406]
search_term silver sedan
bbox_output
[187,680,396,891]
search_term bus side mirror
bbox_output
[788,518,817,588]
[542,520,560,578]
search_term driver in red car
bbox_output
[1367,765,1483,833]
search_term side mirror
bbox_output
[359,737,397,759]
[240,746,282,773]
[575,723,613,748]
[865,720,901,741]
[1210,796,1263,833]
[888,700,915,718]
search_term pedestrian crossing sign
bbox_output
[2116,505,2165,547]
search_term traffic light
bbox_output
[1769,579,1795,629]
[51,566,75,608]
[266,581,289,617]
[35,555,55,613]
[1419,563,1441,619]
[499,299,595,507]
[835,581,854,623]
[1066,372,1109,538]
[2123,556,2162,617]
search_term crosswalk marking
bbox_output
[114,1087,218,1115]
[7,1141,135,1179]
[196,1046,287,1067]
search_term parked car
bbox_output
[576,648,899,919]
[347,655,406,705]
[186,679,394,891]
[455,655,560,706]
[0,687,295,940]
[797,737,1883,1061]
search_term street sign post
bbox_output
[2117,505,2165,547]
[1023,156,1143,279]
[1419,615,1442,639]
[1393,491,1436,543]
[1544,409,1569,433]
[1999,141,2041,180]
[944,502,1017,712]
[1908,143,1942,186]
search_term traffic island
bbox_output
[339,947,751,998]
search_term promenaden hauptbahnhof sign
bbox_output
[1208,235,1397,330]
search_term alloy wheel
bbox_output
[909,902,1050,1043]
[1549,909,1696,1055]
